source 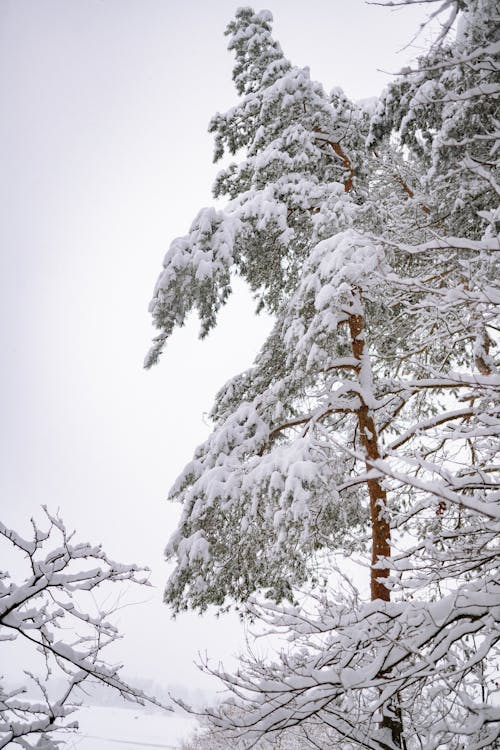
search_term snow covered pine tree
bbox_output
[147,3,499,749]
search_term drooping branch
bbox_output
[264,405,355,448]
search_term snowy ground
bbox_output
[64,706,197,749]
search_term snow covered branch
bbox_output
[0,508,171,749]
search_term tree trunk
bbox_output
[348,309,391,602]
[348,303,404,750]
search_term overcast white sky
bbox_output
[0,0,434,695]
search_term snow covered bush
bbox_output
[0,508,169,748]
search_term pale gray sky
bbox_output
[0,0,433,693]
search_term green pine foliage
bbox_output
[146,3,499,748]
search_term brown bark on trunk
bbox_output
[312,128,355,193]
[348,310,391,602]
[348,306,404,749]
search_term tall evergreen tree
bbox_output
[147,4,499,748]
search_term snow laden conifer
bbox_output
[146,7,369,367]
[147,4,499,749]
